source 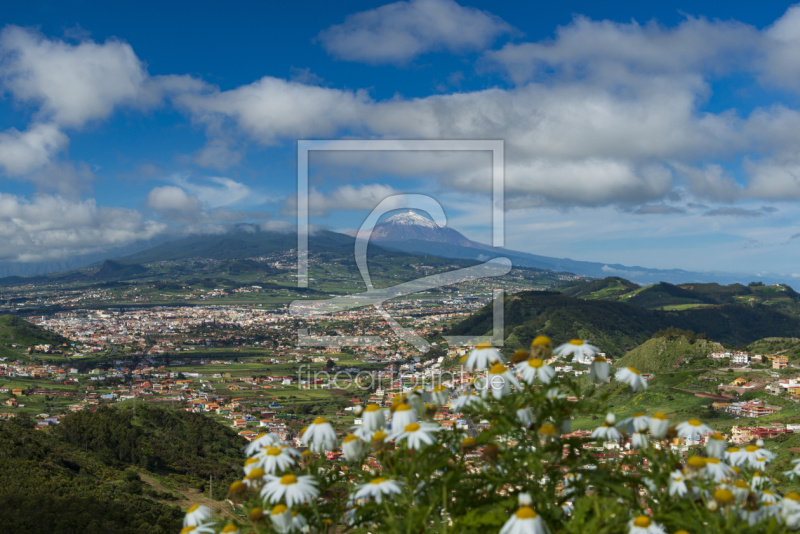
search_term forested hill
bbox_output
[448,291,800,357]
[0,404,245,533]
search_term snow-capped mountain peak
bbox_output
[383,210,440,229]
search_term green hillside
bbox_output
[616,334,724,373]
[558,277,800,313]
[0,314,70,358]
[448,291,800,357]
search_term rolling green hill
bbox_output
[0,315,70,358]
[616,335,724,373]
[448,291,800,357]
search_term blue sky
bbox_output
[1,1,800,279]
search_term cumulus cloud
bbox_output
[0,123,68,175]
[283,183,402,217]
[0,193,165,262]
[317,0,512,64]
[146,185,202,215]
[0,26,150,127]
[147,177,272,224]
[704,206,777,217]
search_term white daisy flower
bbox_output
[563,473,581,498]
[220,524,239,534]
[431,385,450,406]
[675,419,711,440]
[255,445,298,474]
[750,472,767,490]
[647,413,669,439]
[705,433,727,459]
[391,421,440,450]
[781,492,800,528]
[740,444,775,469]
[245,432,281,457]
[726,447,745,466]
[517,357,555,385]
[627,515,665,534]
[261,474,319,508]
[784,458,800,479]
[451,391,485,413]
[630,432,649,450]
[615,366,648,392]
[485,363,521,399]
[668,471,687,497]
[499,506,548,534]
[703,458,734,483]
[592,413,622,442]
[620,412,649,433]
[269,504,292,534]
[353,477,403,504]
[391,402,417,430]
[342,434,367,461]
[463,342,503,371]
[291,510,308,532]
[589,356,610,383]
[243,457,261,477]
[545,388,566,401]
[243,466,267,489]
[300,417,337,453]
[730,479,750,502]
[362,403,386,432]
[761,490,780,506]
[184,504,213,527]
[554,339,599,364]
[517,407,534,426]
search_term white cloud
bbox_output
[0,26,150,127]
[0,193,165,262]
[0,123,68,175]
[146,185,202,215]
[283,183,402,216]
[317,0,512,64]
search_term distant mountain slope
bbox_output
[559,277,639,299]
[92,260,148,280]
[361,211,776,285]
[448,291,800,357]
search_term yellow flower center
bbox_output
[365,404,381,412]
[528,358,544,369]
[187,504,200,513]
[632,516,651,528]
[626,366,640,375]
[515,506,537,519]
[343,434,360,443]
[405,422,421,432]
[714,489,734,504]
[246,468,265,479]
[370,477,388,485]
[373,430,388,441]
[221,525,238,533]
[745,445,758,452]
[271,504,288,515]
[280,474,297,485]
[312,417,328,425]
[266,447,282,456]
[539,424,557,435]
[688,419,702,427]
[786,492,800,502]
[632,412,646,418]
[433,385,447,392]
[532,335,552,346]
[181,527,196,534]
[490,363,508,374]
[395,403,412,412]
[651,412,668,421]
[569,339,584,346]
[727,447,739,453]
[476,341,493,349]
[461,437,476,447]
[705,458,720,465]
[734,480,748,489]
[245,457,258,466]
[687,456,706,468]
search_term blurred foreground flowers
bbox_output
[181,336,798,533]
